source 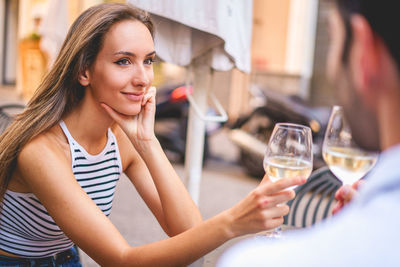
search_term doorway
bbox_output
[1,0,19,85]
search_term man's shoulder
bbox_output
[218,205,396,267]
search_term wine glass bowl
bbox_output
[322,106,378,185]
[263,123,313,187]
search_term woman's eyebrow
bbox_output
[114,51,135,56]
[113,51,156,57]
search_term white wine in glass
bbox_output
[322,106,378,185]
[263,123,313,236]
[264,156,312,185]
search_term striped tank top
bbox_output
[0,121,122,257]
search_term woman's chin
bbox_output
[101,102,142,116]
[118,107,141,116]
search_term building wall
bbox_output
[4,0,19,84]
[0,0,5,84]
[9,0,336,109]
[15,0,104,97]
[250,0,321,100]
[251,0,290,73]
[0,0,19,85]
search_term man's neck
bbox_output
[378,86,400,151]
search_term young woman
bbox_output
[0,3,304,266]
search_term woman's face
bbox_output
[85,19,155,116]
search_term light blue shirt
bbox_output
[218,144,400,267]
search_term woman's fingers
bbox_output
[262,204,290,219]
[261,217,284,230]
[229,177,305,235]
[257,190,295,209]
[100,103,137,136]
[259,176,306,195]
[142,86,156,106]
[259,173,271,186]
[253,206,288,229]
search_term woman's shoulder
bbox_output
[18,124,70,164]
[14,124,74,190]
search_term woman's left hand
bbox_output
[101,86,157,143]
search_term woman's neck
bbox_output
[62,92,114,155]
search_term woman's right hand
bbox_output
[101,86,157,144]
[224,175,306,237]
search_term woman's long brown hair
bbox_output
[0,3,153,202]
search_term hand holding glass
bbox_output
[263,123,313,236]
[322,106,378,185]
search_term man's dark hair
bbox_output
[336,0,400,70]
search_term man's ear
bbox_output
[349,14,380,93]
[78,68,90,87]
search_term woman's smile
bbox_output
[121,91,144,102]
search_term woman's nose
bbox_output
[132,65,150,87]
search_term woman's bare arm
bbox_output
[116,126,202,236]
[17,133,303,267]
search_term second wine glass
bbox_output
[263,123,313,237]
[322,106,378,186]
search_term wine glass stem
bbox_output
[271,226,282,237]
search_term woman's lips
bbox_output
[121,92,144,102]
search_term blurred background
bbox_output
[0,0,335,106]
[0,0,338,265]
[0,0,336,175]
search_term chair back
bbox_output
[0,104,25,134]
[284,166,341,228]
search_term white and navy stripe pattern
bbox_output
[0,121,122,257]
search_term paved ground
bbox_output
[1,86,262,266]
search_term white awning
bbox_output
[128,0,252,72]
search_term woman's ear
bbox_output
[78,68,90,87]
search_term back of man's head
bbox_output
[336,0,400,71]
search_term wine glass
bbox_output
[263,123,313,237]
[322,106,378,185]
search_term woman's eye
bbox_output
[144,58,155,65]
[115,58,131,65]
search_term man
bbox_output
[218,0,400,266]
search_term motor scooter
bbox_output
[155,85,222,164]
[228,87,330,178]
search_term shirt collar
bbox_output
[357,144,400,201]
